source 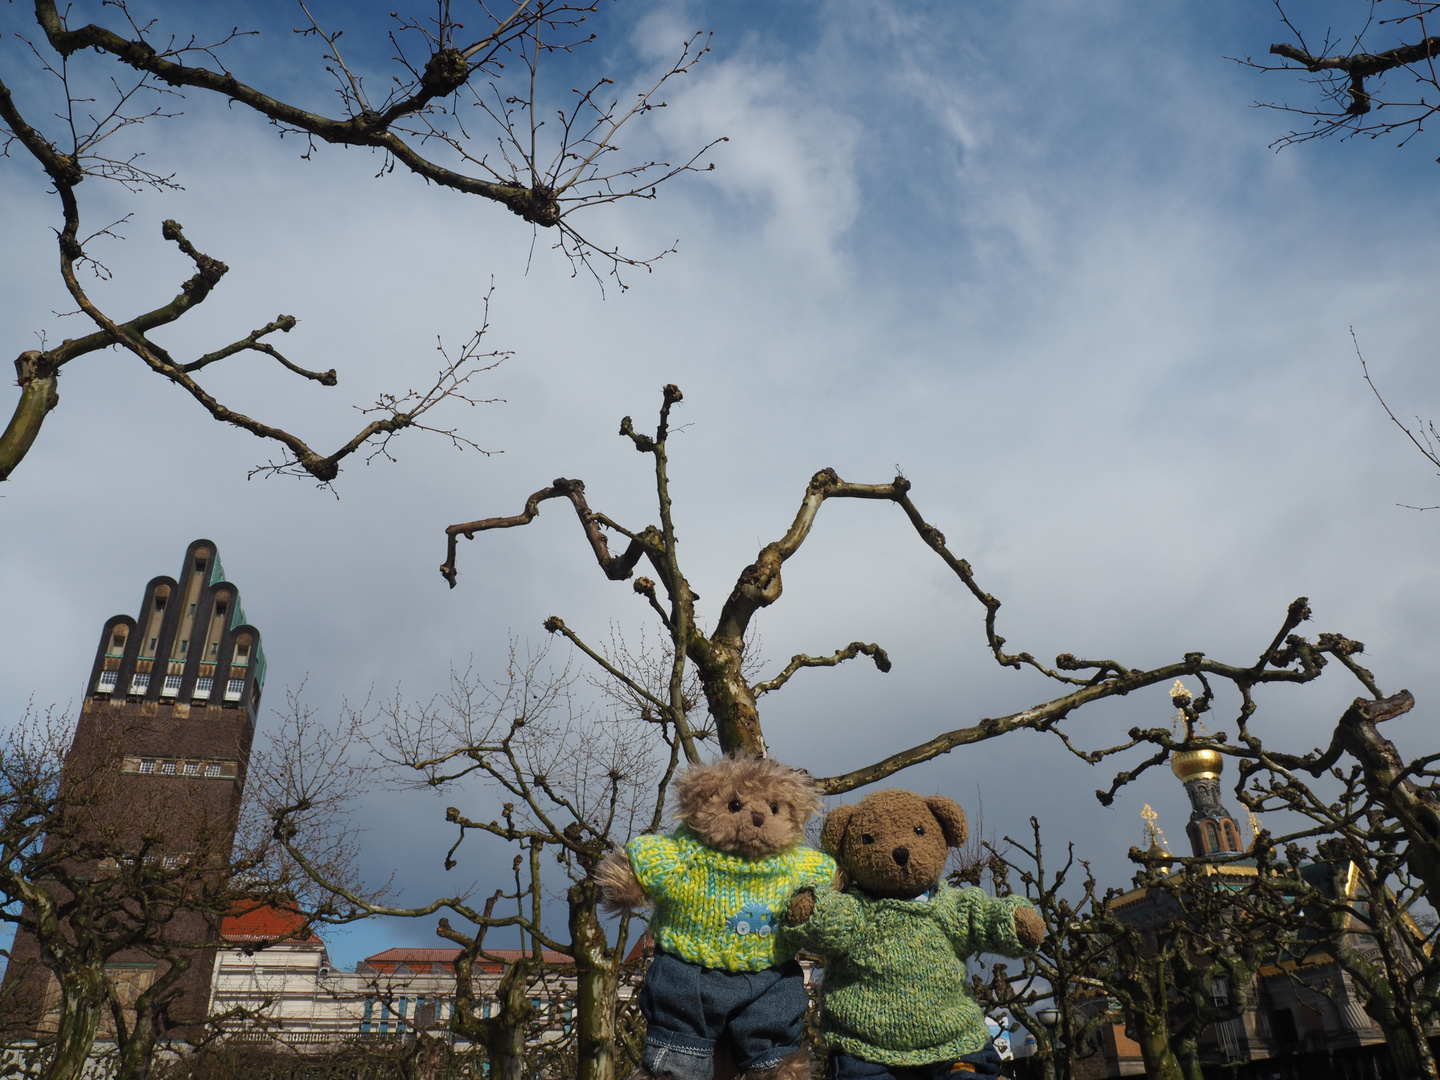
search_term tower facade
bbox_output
[0,540,266,1038]
[1170,748,1245,858]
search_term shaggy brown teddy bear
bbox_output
[784,790,1044,1080]
[597,756,837,1080]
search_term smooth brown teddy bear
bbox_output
[784,790,1044,1080]
[597,757,836,1080]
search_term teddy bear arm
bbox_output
[595,848,650,913]
[942,890,1038,958]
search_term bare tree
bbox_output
[0,701,343,1080]
[969,821,1114,1080]
[0,2,721,485]
[439,386,1384,801]
[265,646,674,1080]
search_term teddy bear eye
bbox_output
[770,803,779,815]
[914,825,926,836]
[728,799,743,813]
[861,833,875,845]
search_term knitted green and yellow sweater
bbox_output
[782,881,1032,1066]
[628,825,836,972]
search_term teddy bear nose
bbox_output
[751,810,766,827]
[892,846,910,867]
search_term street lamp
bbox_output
[1033,1008,1060,1080]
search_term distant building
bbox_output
[207,915,576,1048]
[1076,748,1392,1079]
[0,540,266,1041]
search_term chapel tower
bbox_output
[1170,748,1246,858]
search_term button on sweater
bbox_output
[781,881,1032,1066]
[628,825,836,972]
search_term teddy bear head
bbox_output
[821,789,968,899]
[673,755,823,859]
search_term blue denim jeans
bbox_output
[829,1044,1004,1080]
[638,949,809,1080]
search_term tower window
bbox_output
[183,761,200,776]
[188,603,196,616]
[209,642,219,656]
[224,678,245,701]
[194,557,207,573]
[160,761,177,775]
[154,595,166,612]
[129,673,150,695]
[148,638,157,651]
[204,763,222,778]
[215,599,228,617]
[162,674,181,697]
[109,632,126,654]
[97,671,118,694]
[178,640,188,655]
[139,760,156,775]
[193,677,214,699]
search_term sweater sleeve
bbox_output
[780,886,865,957]
[941,886,1033,959]
[626,833,681,902]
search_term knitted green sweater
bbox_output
[628,825,836,972]
[781,881,1031,1066]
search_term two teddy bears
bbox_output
[597,757,1044,1080]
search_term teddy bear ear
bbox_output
[820,805,855,855]
[925,796,969,848]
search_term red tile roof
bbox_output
[363,947,572,973]
[221,903,321,944]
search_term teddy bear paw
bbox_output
[1014,905,1045,948]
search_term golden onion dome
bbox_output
[1171,747,1224,782]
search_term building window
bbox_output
[188,603,197,616]
[148,637,157,651]
[184,761,200,776]
[209,641,219,656]
[154,595,166,612]
[163,854,182,869]
[193,676,213,699]
[130,673,150,695]
[224,678,244,701]
[204,763,222,778]
[178,640,188,655]
[97,671,118,694]
[162,674,182,697]
[361,998,373,1035]
[1203,821,1220,853]
[160,761,177,776]
[139,760,156,775]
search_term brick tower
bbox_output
[0,539,266,1038]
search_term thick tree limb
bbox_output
[31,0,561,224]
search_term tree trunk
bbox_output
[569,879,620,1080]
[450,947,536,1080]
[1126,1017,1184,1080]
[44,969,106,1080]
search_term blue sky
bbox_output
[4,1,1440,967]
